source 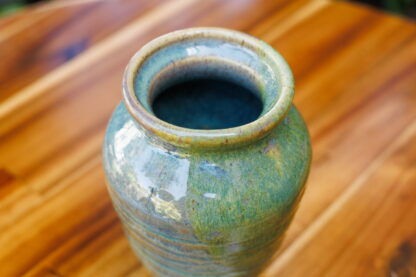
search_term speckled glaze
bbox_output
[103,28,311,276]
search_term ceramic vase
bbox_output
[103,28,311,277]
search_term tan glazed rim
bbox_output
[123,27,294,150]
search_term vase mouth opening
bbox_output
[123,27,294,150]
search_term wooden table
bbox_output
[0,0,415,276]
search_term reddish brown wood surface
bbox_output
[0,0,415,276]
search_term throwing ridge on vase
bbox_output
[102,27,312,277]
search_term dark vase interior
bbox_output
[152,78,263,130]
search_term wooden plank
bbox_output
[0,161,109,276]
[268,1,416,251]
[0,0,164,101]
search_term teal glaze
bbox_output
[103,28,311,276]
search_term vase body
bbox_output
[103,28,311,277]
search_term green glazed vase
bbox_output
[103,28,311,277]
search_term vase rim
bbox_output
[123,27,294,150]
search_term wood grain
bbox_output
[0,0,415,276]
[0,0,164,100]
